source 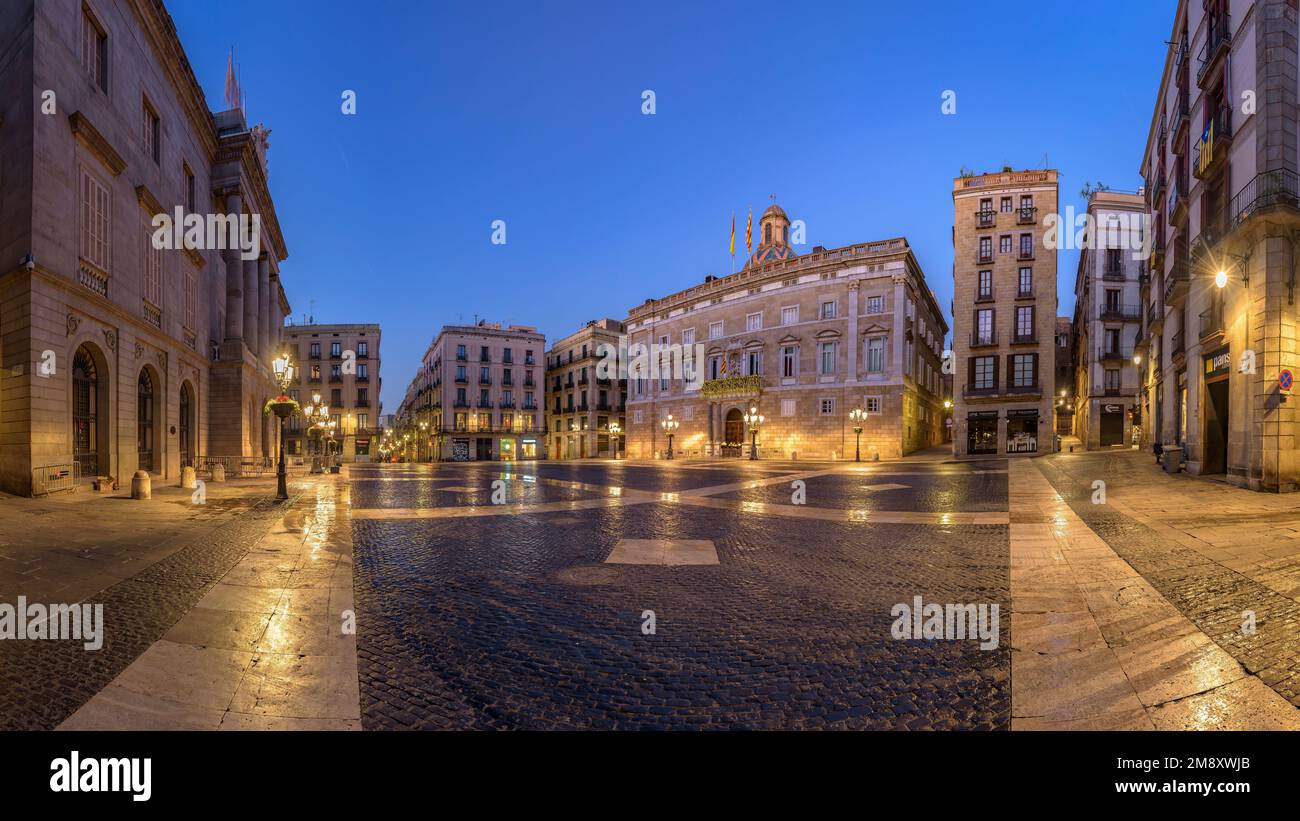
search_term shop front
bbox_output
[1006,409,1039,454]
[967,411,998,456]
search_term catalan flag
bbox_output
[1198,121,1215,176]
[730,212,735,257]
[746,207,753,253]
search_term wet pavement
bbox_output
[350,459,1013,730]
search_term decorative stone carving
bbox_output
[134,342,144,360]
[102,329,117,351]
[157,350,168,371]
[66,314,80,336]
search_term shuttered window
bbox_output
[80,167,110,271]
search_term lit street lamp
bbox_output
[661,414,679,460]
[849,406,867,462]
[303,392,332,473]
[743,405,764,460]
[608,420,622,460]
[269,353,297,500]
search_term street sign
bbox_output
[1281,369,1293,393]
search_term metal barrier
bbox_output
[32,462,81,496]
[196,456,274,479]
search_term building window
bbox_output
[141,223,161,314]
[79,166,111,275]
[866,337,885,373]
[973,356,995,390]
[999,235,1012,255]
[866,295,883,314]
[1011,353,1036,387]
[781,305,799,325]
[456,344,466,360]
[1000,196,1012,213]
[820,300,836,319]
[309,342,321,358]
[1019,233,1033,258]
[330,341,342,357]
[746,312,762,332]
[865,396,882,414]
[184,164,196,213]
[330,365,341,381]
[979,236,992,260]
[709,321,723,340]
[357,341,368,357]
[183,271,195,330]
[781,398,796,416]
[819,398,834,415]
[681,327,695,346]
[1018,267,1033,296]
[819,341,836,375]
[977,270,992,299]
[1105,368,1121,390]
[81,9,108,92]
[745,349,762,376]
[142,98,160,164]
[975,308,993,344]
[1015,306,1034,340]
[357,388,369,405]
[782,345,797,378]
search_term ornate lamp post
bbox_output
[303,392,331,473]
[849,406,866,462]
[608,420,622,460]
[660,414,679,460]
[269,354,297,500]
[743,405,765,460]
[419,421,429,462]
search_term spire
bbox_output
[224,47,243,113]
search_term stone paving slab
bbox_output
[1030,455,1300,716]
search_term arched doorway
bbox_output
[137,369,156,472]
[179,382,194,468]
[723,408,744,457]
[72,345,106,476]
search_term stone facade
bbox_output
[951,169,1059,459]
[1072,191,1146,449]
[1138,0,1300,490]
[0,0,290,495]
[395,322,545,461]
[282,323,381,461]
[545,319,626,459]
[622,204,948,460]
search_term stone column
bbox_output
[223,193,243,341]
[846,280,860,384]
[258,256,272,360]
[243,258,260,358]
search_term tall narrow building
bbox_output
[1072,191,1146,449]
[951,169,1059,458]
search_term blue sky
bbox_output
[168,0,1173,413]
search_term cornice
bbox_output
[68,112,126,176]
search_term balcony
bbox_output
[1169,170,1189,225]
[1228,169,1300,233]
[454,375,468,384]
[1017,206,1038,225]
[1196,13,1231,87]
[976,210,996,228]
[1099,304,1141,322]
[1193,105,1233,180]
[1164,254,1189,308]
[498,399,515,409]
[522,401,538,410]
[1171,86,1190,148]
[1098,347,1128,363]
[1149,170,1165,205]
[479,377,492,386]
[1011,333,1037,345]
[578,375,589,386]
[596,401,612,412]
[1005,382,1041,397]
[1199,303,1225,342]
[453,400,470,408]
[969,331,998,349]
[1147,302,1165,333]
[962,385,1000,399]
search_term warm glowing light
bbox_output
[1215,269,1228,289]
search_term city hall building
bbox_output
[0,0,291,494]
[1139,0,1300,490]
[623,203,948,460]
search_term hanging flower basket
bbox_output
[264,396,301,419]
[700,375,762,399]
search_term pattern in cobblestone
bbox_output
[1037,456,1300,706]
[352,462,1011,730]
[0,494,301,730]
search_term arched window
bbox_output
[179,383,193,468]
[764,223,772,244]
[138,369,155,472]
[73,346,99,476]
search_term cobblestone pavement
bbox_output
[1037,450,1300,708]
[0,479,309,730]
[351,460,1011,730]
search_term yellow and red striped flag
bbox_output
[730,212,735,257]
[746,207,752,252]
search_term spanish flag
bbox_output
[730,212,735,257]
[746,208,753,253]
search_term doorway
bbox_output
[1203,378,1229,474]
[724,408,743,446]
[1100,408,1124,446]
[475,438,493,460]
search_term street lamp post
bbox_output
[849,406,866,462]
[269,354,297,501]
[660,414,679,460]
[303,392,331,473]
[742,405,765,460]
[608,421,621,460]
